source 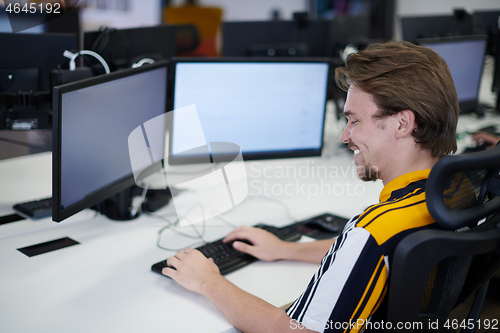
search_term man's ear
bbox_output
[395,110,416,138]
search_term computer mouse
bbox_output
[304,219,341,233]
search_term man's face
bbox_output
[340,85,395,182]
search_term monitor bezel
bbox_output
[417,34,488,114]
[168,57,332,165]
[52,61,169,222]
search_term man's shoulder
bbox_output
[353,188,435,245]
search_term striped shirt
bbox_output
[287,170,438,332]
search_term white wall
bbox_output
[169,0,307,21]
[397,0,500,16]
[395,0,500,39]
[80,0,162,31]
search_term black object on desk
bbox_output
[13,197,52,219]
[297,213,349,240]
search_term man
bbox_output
[162,40,460,332]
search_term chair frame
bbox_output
[384,144,500,333]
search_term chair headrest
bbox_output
[426,143,500,230]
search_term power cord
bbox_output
[63,50,110,74]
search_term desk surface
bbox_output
[0,143,383,333]
[1,109,500,333]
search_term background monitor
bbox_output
[402,14,474,44]
[418,35,488,114]
[169,58,330,164]
[0,32,77,130]
[83,25,176,74]
[0,32,77,92]
[52,61,168,222]
[222,20,333,57]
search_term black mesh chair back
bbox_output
[384,144,500,332]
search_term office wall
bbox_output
[395,0,500,39]
[168,0,306,21]
[80,0,162,31]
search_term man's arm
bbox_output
[223,226,335,264]
[162,248,315,333]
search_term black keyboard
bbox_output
[13,197,52,219]
[152,223,303,276]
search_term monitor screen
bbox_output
[52,62,168,222]
[418,35,488,114]
[169,58,330,164]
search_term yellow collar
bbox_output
[379,169,431,203]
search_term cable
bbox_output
[130,184,148,217]
[155,202,210,251]
[63,50,110,74]
[131,58,155,68]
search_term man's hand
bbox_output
[162,248,223,294]
[223,226,290,261]
[472,131,500,149]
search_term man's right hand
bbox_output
[223,226,290,261]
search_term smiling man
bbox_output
[162,40,460,333]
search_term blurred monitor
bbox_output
[418,35,488,114]
[0,32,77,129]
[402,14,473,44]
[222,20,333,57]
[223,16,371,59]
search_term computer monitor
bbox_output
[418,35,488,114]
[83,25,176,74]
[169,58,330,164]
[222,20,333,57]
[472,10,500,110]
[0,32,77,129]
[402,14,474,44]
[52,61,168,222]
[222,16,371,59]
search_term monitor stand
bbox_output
[92,185,173,221]
[94,186,139,221]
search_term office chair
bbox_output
[173,24,200,55]
[384,144,500,332]
[163,5,222,56]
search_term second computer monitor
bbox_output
[170,58,331,164]
[418,35,488,114]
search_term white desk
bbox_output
[0,142,384,333]
[1,108,499,333]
